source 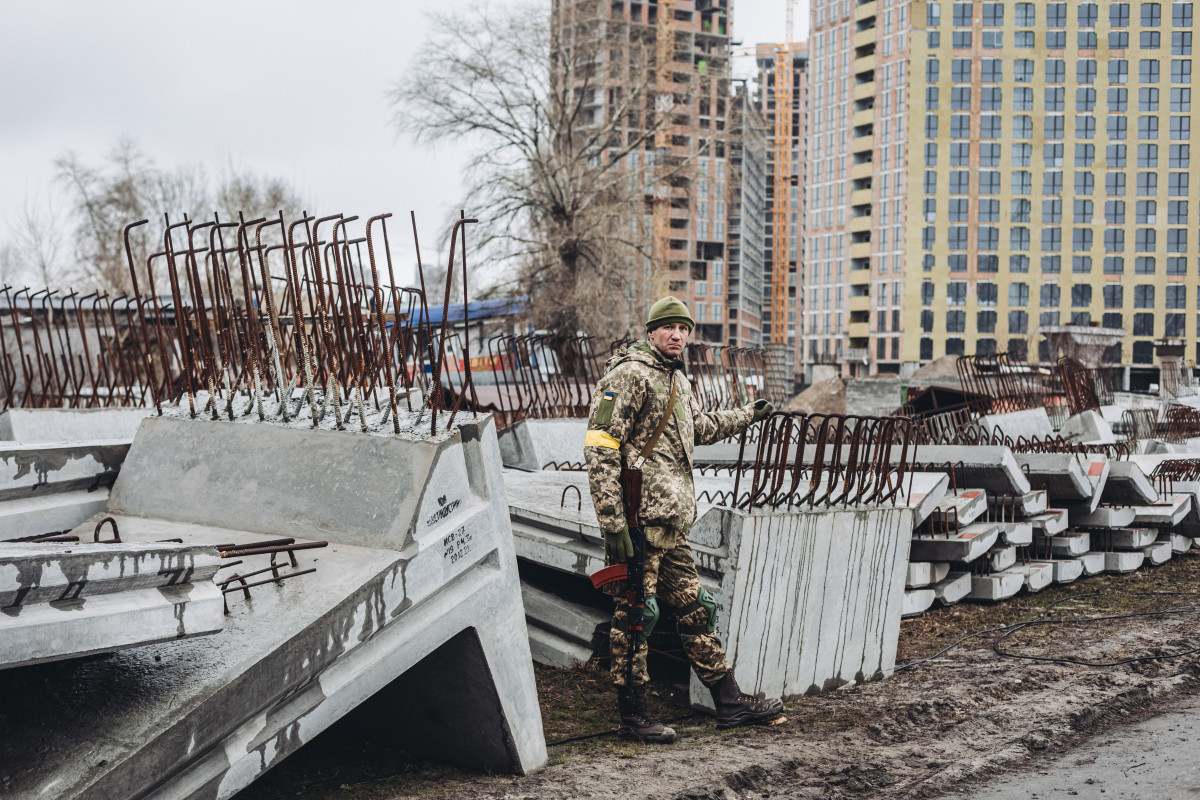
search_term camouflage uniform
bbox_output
[584,341,755,687]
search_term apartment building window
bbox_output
[1104,285,1124,307]
[1042,227,1063,251]
[1011,255,1031,272]
[1133,313,1155,335]
[1108,117,1128,140]
[981,116,1002,138]
[1174,31,1194,54]
[1168,257,1188,274]
[1139,116,1160,139]
[1015,60,1034,82]
[1143,30,1163,48]
[952,30,972,48]
[948,281,967,305]
[1111,31,1131,48]
[951,59,971,82]
[1106,199,1127,223]
[983,31,1004,48]
[978,282,999,305]
[1113,2,1132,25]
[1105,255,1126,273]
[1140,59,1160,83]
[1014,88,1034,110]
[978,311,998,333]
[1172,2,1193,26]
[1169,229,1189,251]
[1110,88,1129,111]
[920,338,934,360]
[1171,116,1191,139]
[1166,314,1186,336]
[1013,116,1033,138]
[1009,310,1029,333]
[1043,255,1063,273]
[1134,284,1156,307]
[1046,59,1066,83]
[1111,60,1129,84]
[946,310,966,332]
[1072,285,1093,307]
[952,2,971,25]
[1141,88,1161,111]
[1041,311,1061,326]
[1136,228,1157,251]
[1139,143,1160,167]
[1167,285,1187,308]
[1044,199,1063,222]
[1041,284,1062,307]
[1143,3,1161,26]
[1074,256,1094,273]
[1137,199,1158,222]
[1073,229,1094,250]
[1107,172,1127,195]
[921,280,935,304]
[1015,2,1036,25]
[1075,199,1095,221]
[1044,173,1064,195]
[1078,88,1098,113]
[1170,144,1190,167]
[1010,283,1030,306]
[949,172,971,194]
[1016,31,1035,48]
[1137,256,1158,273]
[1134,341,1155,363]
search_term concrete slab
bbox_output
[1051,558,1084,584]
[496,418,587,470]
[930,489,988,528]
[1161,531,1194,554]
[0,440,129,501]
[1080,455,1111,513]
[1143,540,1173,565]
[1105,550,1146,573]
[898,471,952,525]
[986,545,1018,572]
[1088,527,1160,549]
[906,561,951,588]
[0,487,110,539]
[1101,461,1159,505]
[996,489,1049,516]
[1004,562,1054,592]
[909,445,1032,496]
[0,408,148,442]
[0,413,548,798]
[993,521,1033,546]
[933,571,973,605]
[1035,531,1092,557]
[1029,509,1069,535]
[1132,495,1193,527]
[1079,552,1107,575]
[978,408,1055,440]
[902,589,936,618]
[520,583,607,669]
[1069,504,1137,529]
[690,504,914,709]
[910,524,998,562]
[1013,454,1093,502]
[1060,409,1118,445]
[968,571,1025,601]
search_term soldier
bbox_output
[583,296,783,743]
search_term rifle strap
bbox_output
[632,372,677,470]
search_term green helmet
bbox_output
[645,295,695,332]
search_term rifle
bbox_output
[590,467,647,686]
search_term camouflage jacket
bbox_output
[583,341,755,549]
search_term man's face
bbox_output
[648,322,691,358]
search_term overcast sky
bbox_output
[0,0,805,287]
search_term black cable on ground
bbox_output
[546,713,705,747]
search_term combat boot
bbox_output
[616,684,677,743]
[708,671,784,729]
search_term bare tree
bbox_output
[54,137,305,295]
[5,194,66,288]
[392,0,672,341]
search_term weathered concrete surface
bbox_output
[1067,504,1136,528]
[1143,539,1174,564]
[1089,527,1160,549]
[1132,495,1193,527]
[1101,460,1159,505]
[968,571,1024,601]
[1035,531,1091,557]
[496,418,588,471]
[984,545,1017,572]
[906,561,950,588]
[977,408,1054,440]
[0,488,111,539]
[933,571,972,605]
[1079,551,1107,574]
[690,505,914,709]
[1028,510,1069,535]
[521,583,607,669]
[989,489,1047,517]
[1105,550,1146,572]
[0,408,148,442]
[1013,454,1093,502]
[930,490,988,528]
[0,414,547,799]
[910,446,1032,496]
[992,521,1033,546]
[1059,409,1117,444]
[1004,562,1053,592]
[902,588,935,618]
[0,440,129,538]
[910,525,998,562]
[1050,558,1083,583]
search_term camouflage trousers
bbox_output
[609,541,730,687]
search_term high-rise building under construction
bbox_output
[810,0,1200,382]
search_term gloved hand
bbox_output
[604,525,634,562]
[750,398,773,422]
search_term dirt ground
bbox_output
[240,554,1200,800]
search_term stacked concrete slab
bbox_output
[0,409,146,540]
[0,411,546,798]
[505,465,948,708]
